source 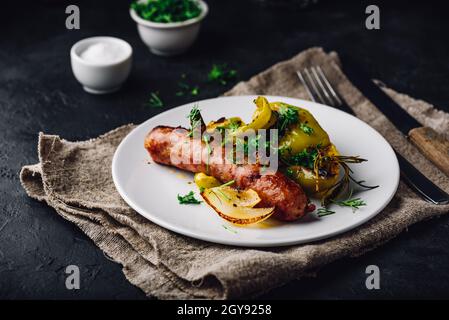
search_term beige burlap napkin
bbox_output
[20,47,449,299]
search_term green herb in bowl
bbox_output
[129,0,208,56]
[131,0,202,23]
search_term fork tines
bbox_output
[297,66,343,108]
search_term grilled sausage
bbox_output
[145,126,311,221]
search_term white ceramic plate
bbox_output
[112,96,399,247]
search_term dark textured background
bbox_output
[1,0,449,299]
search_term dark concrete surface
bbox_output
[1,0,449,299]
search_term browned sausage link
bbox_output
[145,126,309,221]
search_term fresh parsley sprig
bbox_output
[177,191,202,204]
[208,64,237,85]
[215,119,242,140]
[278,144,292,157]
[177,81,199,97]
[285,167,295,179]
[288,148,319,170]
[277,105,299,133]
[190,86,199,96]
[299,122,314,135]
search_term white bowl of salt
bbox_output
[70,37,132,94]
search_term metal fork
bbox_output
[297,66,449,205]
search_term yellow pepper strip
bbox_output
[272,101,331,155]
[233,96,273,135]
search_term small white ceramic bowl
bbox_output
[130,0,208,56]
[70,37,132,94]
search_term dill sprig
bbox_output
[146,92,164,107]
[222,224,237,234]
[333,197,367,212]
[209,180,236,203]
[317,207,336,217]
[215,189,230,201]
[187,105,205,137]
[313,150,379,206]
[219,180,235,188]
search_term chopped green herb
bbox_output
[187,105,204,137]
[227,120,241,132]
[209,180,235,202]
[146,92,164,107]
[222,224,237,234]
[178,82,190,90]
[277,106,299,133]
[177,79,199,97]
[235,138,246,154]
[208,64,237,85]
[219,180,235,188]
[286,167,295,178]
[278,144,292,157]
[215,188,231,201]
[203,135,212,155]
[317,207,336,217]
[203,134,212,174]
[131,0,202,23]
[299,122,314,135]
[177,191,202,204]
[248,134,261,150]
[190,86,199,96]
[235,134,271,158]
[289,147,319,170]
[225,149,235,164]
[216,119,242,138]
[333,197,366,212]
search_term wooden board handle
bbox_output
[409,126,449,177]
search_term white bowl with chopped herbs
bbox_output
[130,0,208,56]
